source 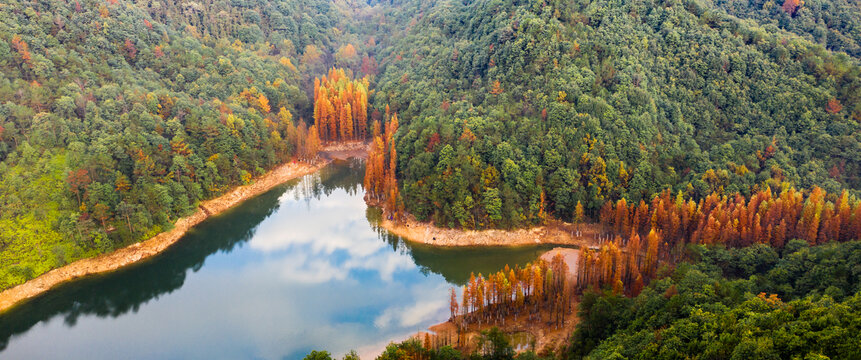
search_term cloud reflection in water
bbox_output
[249,181,418,284]
[0,161,542,360]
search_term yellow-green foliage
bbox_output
[0,152,95,289]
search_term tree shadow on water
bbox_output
[0,163,360,351]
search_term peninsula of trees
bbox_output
[2,0,861,357]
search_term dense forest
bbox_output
[312,0,860,357]
[375,0,861,230]
[569,240,861,359]
[0,0,380,289]
[3,0,861,356]
[709,0,861,58]
[4,0,861,288]
[304,241,861,360]
[572,186,861,297]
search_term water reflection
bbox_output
[0,161,293,351]
[0,159,557,360]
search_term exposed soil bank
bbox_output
[424,309,578,356]
[419,248,582,355]
[0,143,367,314]
[379,214,605,248]
[539,247,580,284]
[320,141,370,160]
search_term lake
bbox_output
[0,159,559,360]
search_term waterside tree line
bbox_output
[431,185,861,344]
[374,0,861,232]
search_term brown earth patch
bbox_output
[539,247,580,284]
[415,248,582,356]
[380,213,606,249]
[319,141,370,160]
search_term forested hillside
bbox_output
[374,0,861,229]
[0,0,380,289]
[3,0,861,357]
[3,0,861,313]
[311,243,861,360]
[709,0,861,58]
[569,241,861,359]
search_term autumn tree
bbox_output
[782,0,803,15]
[589,184,861,296]
[574,201,585,232]
[301,125,321,161]
[826,98,843,114]
[67,169,91,206]
[11,35,32,66]
[489,80,503,95]
[123,39,137,61]
[453,259,572,328]
[365,112,402,218]
[313,68,369,142]
[450,287,459,324]
[92,203,111,232]
[335,44,359,69]
[644,228,660,277]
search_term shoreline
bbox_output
[418,247,582,355]
[379,213,604,249]
[0,142,367,314]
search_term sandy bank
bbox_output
[320,141,370,160]
[0,143,367,314]
[539,247,580,283]
[379,214,604,248]
[420,247,582,355]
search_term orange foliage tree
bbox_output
[364,112,402,218]
[782,0,803,15]
[826,98,844,114]
[586,185,861,297]
[313,68,370,142]
[452,255,571,329]
[605,186,861,249]
[489,80,503,95]
[11,35,31,65]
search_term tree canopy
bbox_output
[372,0,861,230]
[0,0,379,289]
[569,241,861,359]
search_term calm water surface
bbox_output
[0,160,559,360]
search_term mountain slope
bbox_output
[708,0,861,58]
[0,0,374,289]
[2,0,861,291]
[374,0,861,228]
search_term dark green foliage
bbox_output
[567,241,861,359]
[710,0,861,58]
[328,328,553,360]
[568,292,633,358]
[374,0,861,229]
[305,350,334,360]
[0,0,376,289]
[434,346,465,360]
[694,243,781,279]
[696,240,861,301]
[474,327,516,360]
